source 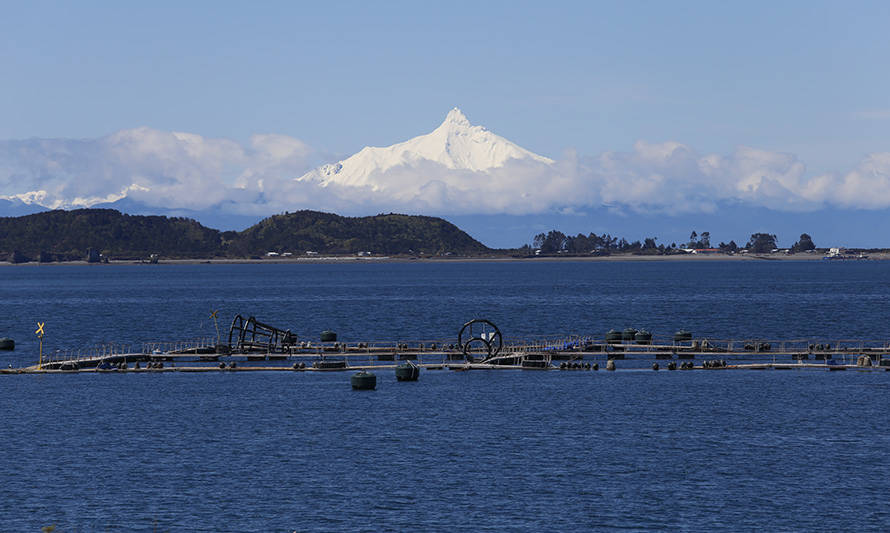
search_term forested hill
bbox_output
[0,209,221,260]
[228,211,488,255]
[0,209,489,261]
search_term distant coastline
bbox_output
[1,208,882,265]
[3,251,884,266]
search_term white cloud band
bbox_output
[2,128,890,217]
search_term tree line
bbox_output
[525,229,817,255]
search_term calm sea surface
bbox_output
[2,261,890,531]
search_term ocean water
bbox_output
[2,261,890,531]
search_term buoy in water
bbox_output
[592,363,599,371]
[351,370,377,390]
[667,361,677,371]
[673,330,693,343]
[606,360,616,371]
[652,362,659,371]
[395,361,419,381]
[0,338,14,351]
[605,329,623,344]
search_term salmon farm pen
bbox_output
[4,316,890,375]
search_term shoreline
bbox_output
[2,252,884,266]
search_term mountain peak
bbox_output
[297,108,553,189]
[443,107,471,127]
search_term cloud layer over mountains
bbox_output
[3,112,890,219]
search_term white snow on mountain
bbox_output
[298,108,553,190]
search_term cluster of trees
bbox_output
[743,233,815,253]
[527,230,664,255]
[1,209,490,261]
[689,230,743,252]
[791,233,816,253]
[687,231,711,249]
[526,229,818,256]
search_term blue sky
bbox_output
[3,1,888,170]
[2,1,890,247]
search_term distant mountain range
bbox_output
[0,209,489,262]
[0,198,50,218]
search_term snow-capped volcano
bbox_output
[297,108,553,189]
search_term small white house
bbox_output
[265,251,279,257]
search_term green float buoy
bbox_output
[605,329,623,344]
[635,330,652,345]
[673,330,693,343]
[0,337,14,351]
[395,361,420,381]
[321,330,337,342]
[351,370,377,390]
[622,328,637,342]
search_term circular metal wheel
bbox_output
[458,319,503,362]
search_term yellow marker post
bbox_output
[35,322,45,370]
[210,310,220,345]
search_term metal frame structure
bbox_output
[228,314,297,353]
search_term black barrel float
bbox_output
[395,361,420,381]
[673,330,693,343]
[351,370,377,390]
[635,330,652,345]
[605,329,623,344]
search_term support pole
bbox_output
[35,321,45,370]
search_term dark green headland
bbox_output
[0,209,490,261]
